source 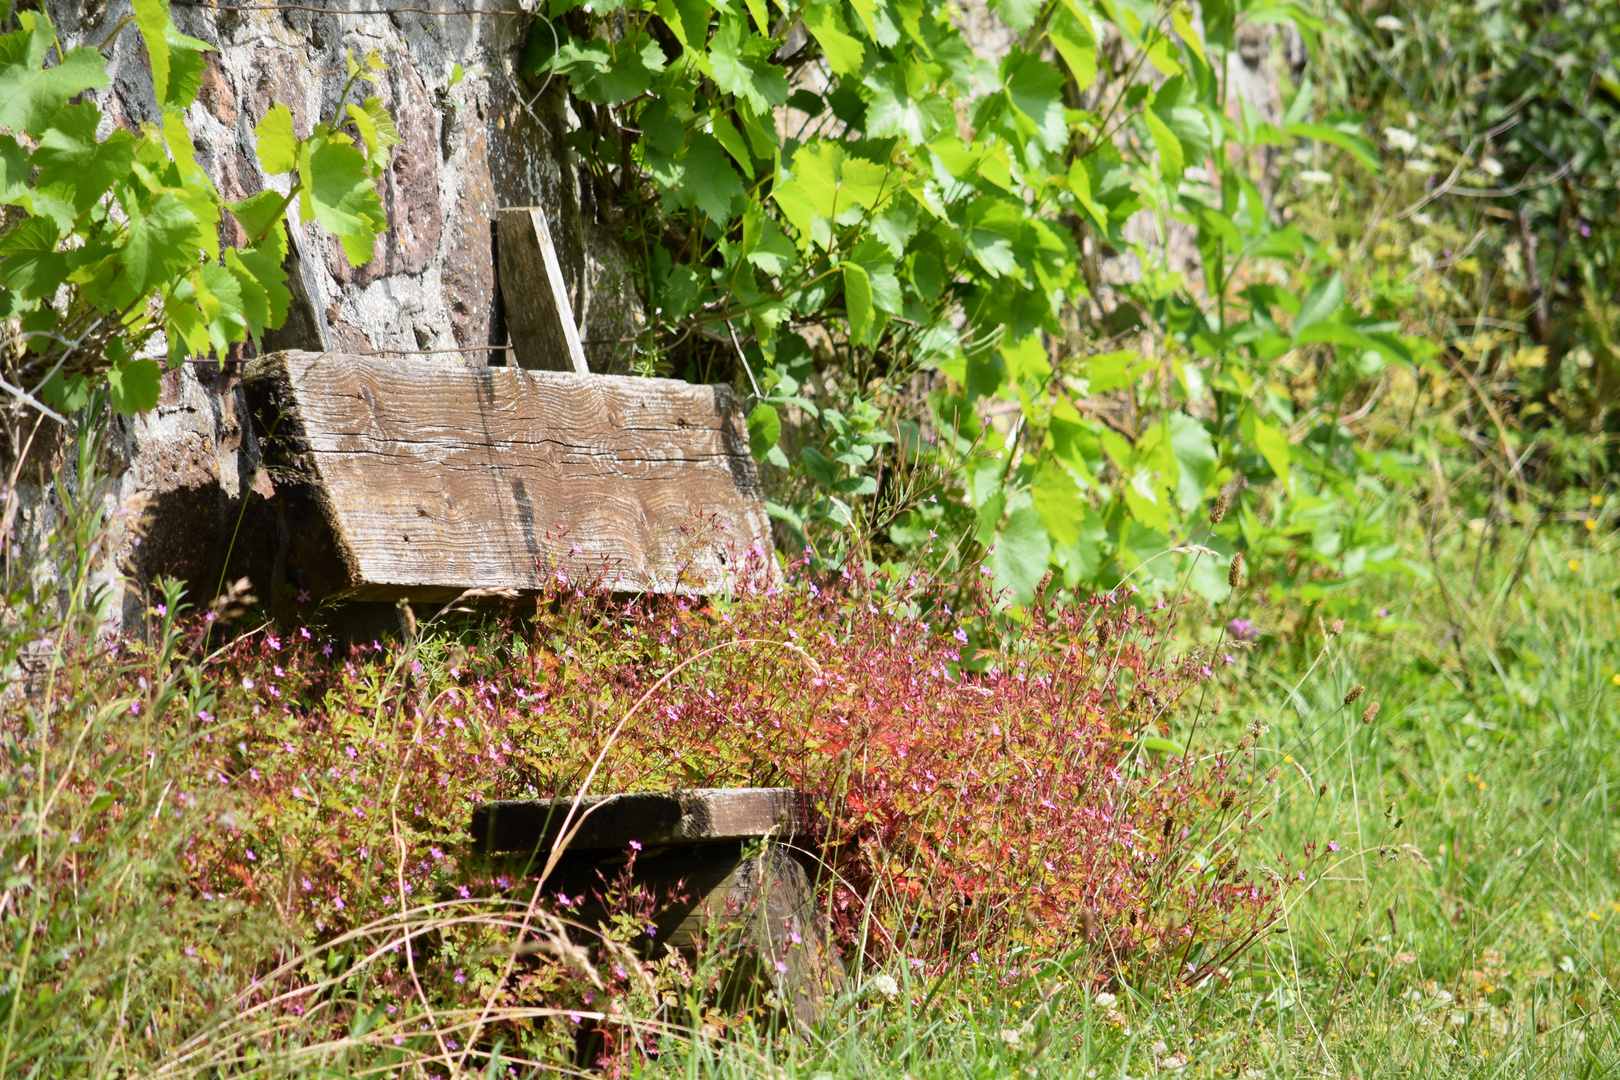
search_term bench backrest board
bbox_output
[244,351,775,601]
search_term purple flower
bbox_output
[628,839,642,851]
[1328,840,1341,852]
[1227,618,1259,642]
[454,969,465,984]
[155,604,168,617]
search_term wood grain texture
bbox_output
[471,788,810,853]
[495,207,590,373]
[244,351,776,601]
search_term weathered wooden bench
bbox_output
[471,788,845,1027]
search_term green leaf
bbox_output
[1285,122,1379,172]
[0,13,109,138]
[303,133,385,265]
[774,143,890,245]
[228,190,289,245]
[991,499,1053,604]
[1047,400,1100,485]
[747,402,781,460]
[346,96,401,166]
[0,215,68,300]
[132,0,174,106]
[1246,410,1292,482]
[1003,50,1068,152]
[1292,272,1343,335]
[1167,412,1216,512]
[1144,108,1184,180]
[32,103,137,215]
[107,358,162,415]
[1139,736,1186,756]
[254,104,298,174]
[1170,6,1206,65]
[1048,6,1097,85]
[708,18,789,114]
[1118,518,1175,589]
[0,134,29,204]
[577,33,666,103]
[745,214,797,275]
[803,1,865,76]
[843,262,873,343]
[709,112,755,180]
[1031,463,1089,548]
[679,132,744,224]
[864,64,952,143]
[990,0,1043,33]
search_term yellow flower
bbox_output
[1586,519,1598,532]
[1613,674,1620,687]
[1593,494,1604,507]
[1569,560,1581,572]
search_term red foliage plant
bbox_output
[185,569,1282,988]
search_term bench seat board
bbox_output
[471,788,810,853]
[244,351,775,601]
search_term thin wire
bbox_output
[169,1,528,14]
[179,344,513,364]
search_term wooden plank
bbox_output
[471,788,809,853]
[495,207,590,373]
[243,351,776,601]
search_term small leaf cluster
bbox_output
[0,1,394,419]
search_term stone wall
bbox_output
[21,0,646,628]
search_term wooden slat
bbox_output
[471,788,809,853]
[495,207,590,373]
[244,351,775,601]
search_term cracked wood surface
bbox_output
[244,351,775,601]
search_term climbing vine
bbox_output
[528,0,1431,603]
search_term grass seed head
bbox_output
[1344,684,1365,706]
[1362,700,1381,725]
[1228,552,1244,588]
[1209,492,1230,525]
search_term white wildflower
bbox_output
[1299,169,1333,185]
[1093,990,1118,1008]
[863,973,900,1001]
[1383,127,1419,154]
[1375,14,1403,31]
